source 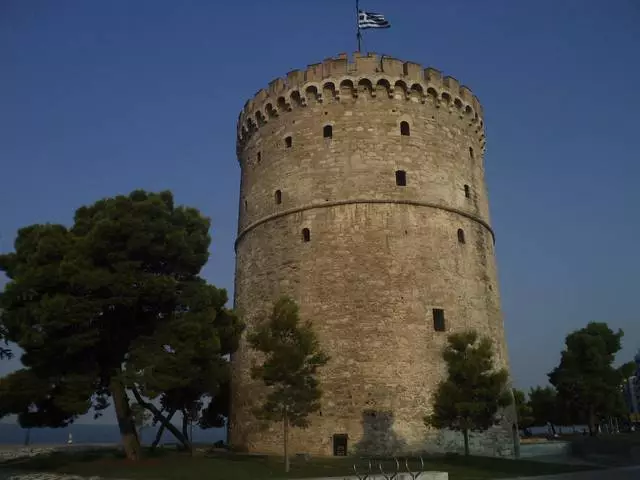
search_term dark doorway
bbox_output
[333,434,348,456]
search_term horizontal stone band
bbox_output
[235,199,495,250]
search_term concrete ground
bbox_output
[502,465,640,480]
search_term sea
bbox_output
[0,422,226,446]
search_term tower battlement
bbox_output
[237,52,485,155]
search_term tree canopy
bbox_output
[528,386,560,429]
[0,319,11,360]
[548,322,633,435]
[425,330,512,456]
[513,389,534,431]
[0,190,243,459]
[248,296,329,472]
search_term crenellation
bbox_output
[402,61,423,81]
[236,54,487,153]
[459,86,473,102]
[254,89,268,104]
[424,67,443,86]
[305,62,324,82]
[354,51,380,73]
[380,56,405,76]
[267,77,286,97]
[443,76,460,94]
[322,56,348,76]
[286,69,305,85]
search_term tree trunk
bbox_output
[151,408,177,450]
[131,388,191,451]
[181,410,193,456]
[512,423,520,459]
[588,406,596,437]
[110,378,142,461]
[283,409,290,473]
[463,429,470,456]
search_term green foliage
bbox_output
[528,386,559,427]
[199,380,231,429]
[0,190,243,457]
[0,320,12,360]
[548,322,629,433]
[513,389,534,429]
[425,330,512,455]
[617,361,637,380]
[249,296,329,428]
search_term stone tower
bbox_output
[230,53,515,457]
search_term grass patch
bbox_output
[1,448,598,479]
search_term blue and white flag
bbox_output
[358,10,391,29]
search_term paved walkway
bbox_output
[502,465,640,480]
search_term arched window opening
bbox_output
[400,121,410,136]
[433,309,446,332]
[323,125,333,138]
[285,136,292,148]
[464,184,470,198]
[395,170,407,186]
[275,190,282,205]
[457,228,466,244]
[469,147,474,158]
[302,228,311,242]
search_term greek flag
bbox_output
[358,10,390,29]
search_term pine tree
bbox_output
[513,389,534,431]
[425,330,512,456]
[248,296,329,472]
[548,322,635,435]
[0,190,243,460]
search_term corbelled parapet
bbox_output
[236,52,485,156]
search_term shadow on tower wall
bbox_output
[353,410,407,456]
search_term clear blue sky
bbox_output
[1,0,639,404]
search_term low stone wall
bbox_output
[0,446,122,480]
[0,447,58,462]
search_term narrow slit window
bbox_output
[464,184,470,198]
[302,228,311,242]
[285,136,292,148]
[323,125,333,138]
[395,170,407,186]
[469,147,474,158]
[457,228,465,244]
[257,151,261,163]
[433,309,446,332]
[400,121,410,136]
[244,199,248,211]
[275,190,282,205]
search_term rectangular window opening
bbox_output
[433,308,446,332]
[395,170,407,186]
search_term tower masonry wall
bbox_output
[230,52,515,458]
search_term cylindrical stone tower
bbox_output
[230,52,514,457]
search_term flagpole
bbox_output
[356,0,361,52]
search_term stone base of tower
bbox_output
[228,413,517,458]
[428,423,517,458]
